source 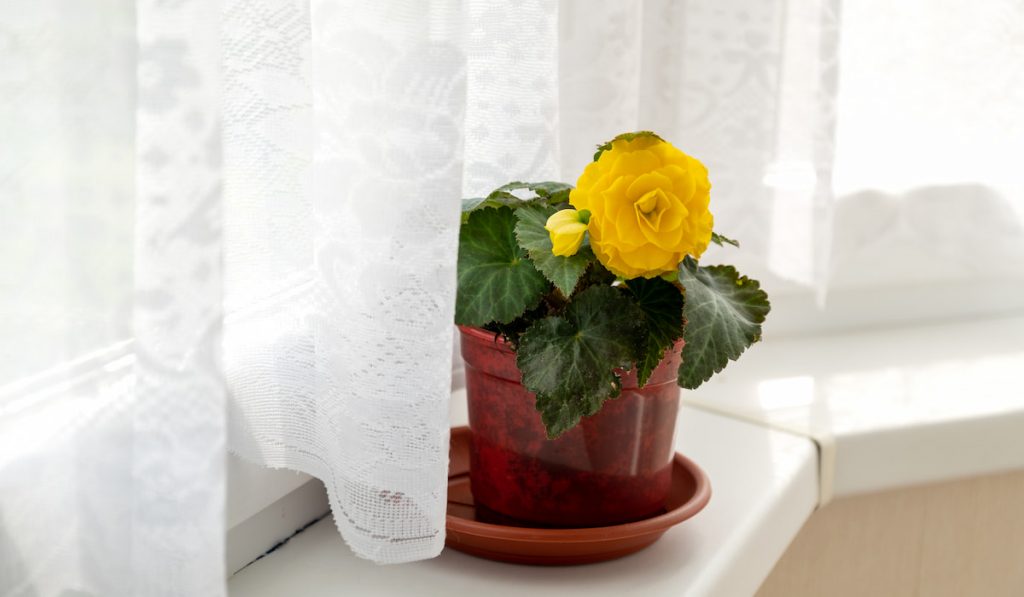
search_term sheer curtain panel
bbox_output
[1,0,226,595]
[2,0,563,590]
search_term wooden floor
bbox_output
[757,469,1024,597]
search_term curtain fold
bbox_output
[133,0,226,591]
[222,0,562,564]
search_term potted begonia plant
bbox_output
[455,132,770,527]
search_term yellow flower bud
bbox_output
[545,209,590,257]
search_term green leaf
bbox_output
[482,301,549,350]
[517,286,645,438]
[493,181,573,205]
[461,182,575,223]
[462,195,514,213]
[624,277,684,387]
[514,204,594,296]
[677,256,770,389]
[461,193,522,223]
[455,207,550,326]
[710,232,740,248]
[593,131,665,161]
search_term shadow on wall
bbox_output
[829,184,1024,289]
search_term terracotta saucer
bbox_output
[445,426,712,566]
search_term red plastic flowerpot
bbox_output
[459,325,683,527]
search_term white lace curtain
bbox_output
[3,0,1023,594]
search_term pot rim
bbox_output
[457,324,514,353]
[458,324,507,342]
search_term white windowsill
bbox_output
[683,314,1024,499]
[229,403,818,597]
[226,314,1024,595]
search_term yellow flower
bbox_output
[545,208,590,257]
[570,132,713,279]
